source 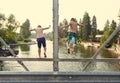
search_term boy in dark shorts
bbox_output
[30,25,51,58]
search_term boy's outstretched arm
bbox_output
[29,28,35,31]
[77,23,83,27]
[43,25,51,30]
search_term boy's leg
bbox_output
[38,48,41,58]
[66,42,70,54]
[73,44,76,50]
[66,42,70,49]
[42,37,47,58]
[43,47,47,58]
[67,35,71,54]
[72,36,76,52]
[37,38,42,58]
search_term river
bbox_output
[2,40,120,72]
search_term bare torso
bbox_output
[35,28,44,38]
[69,21,78,33]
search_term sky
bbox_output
[0,0,120,32]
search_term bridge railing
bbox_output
[0,0,120,82]
[0,0,120,72]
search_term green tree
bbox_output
[76,18,83,42]
[0,29,7,40]
[20,19,31,39]
[101,20,116,48]
[104,20,110,31]
[110,20,116,30]
[58,19,68,39]
[0,13,6,28]
[0,13,6,40]
[6,14,19,32]
[110,20,118,43]
[91,15,97,39]
[82,12,91,41]
[101,28,114,48]
[5,14,20,44]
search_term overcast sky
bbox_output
[0,0,120,32]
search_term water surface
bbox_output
[2,40,120,72]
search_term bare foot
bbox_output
[68,49,70,54]
[44,53,47,58]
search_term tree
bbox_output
[91,15,97,39]
[0,29,7,40]
[110,20,118,43]
[110,20,116,30]
[5,14,20,44]
[101,20,116,48]
[76,18,83,42]
[20,19,31,39]
[82,12,91,41]
[6,14,19,32]
[104,20,110,31]
[58,19,68,39]
[0,13,6,28]
[101,28,114,48]
[0,13,6,40]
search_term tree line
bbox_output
[0,11,119,47]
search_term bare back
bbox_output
[69,21,78,33]
[35,28,44,38]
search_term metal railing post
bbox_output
[53,0,59,71]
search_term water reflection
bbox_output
[20,45,30,51]
[77,45,96,58]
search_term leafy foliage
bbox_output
[0,13,20,44]
[101,20,117,48]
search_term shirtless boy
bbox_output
[30,25,51,58]
[65,18,83,53]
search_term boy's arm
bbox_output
[29,28,35,31]
[77,23,83,27]
[43,25,51,30]
[63,23,70,28]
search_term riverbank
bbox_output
[81,42,120,58]
[80,42,100,48]
[107,44,120,57]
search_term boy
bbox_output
[30,25,51,58]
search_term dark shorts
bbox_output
[37,37,46,48]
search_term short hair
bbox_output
[38,25,41,27]
[71,18,77,22]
